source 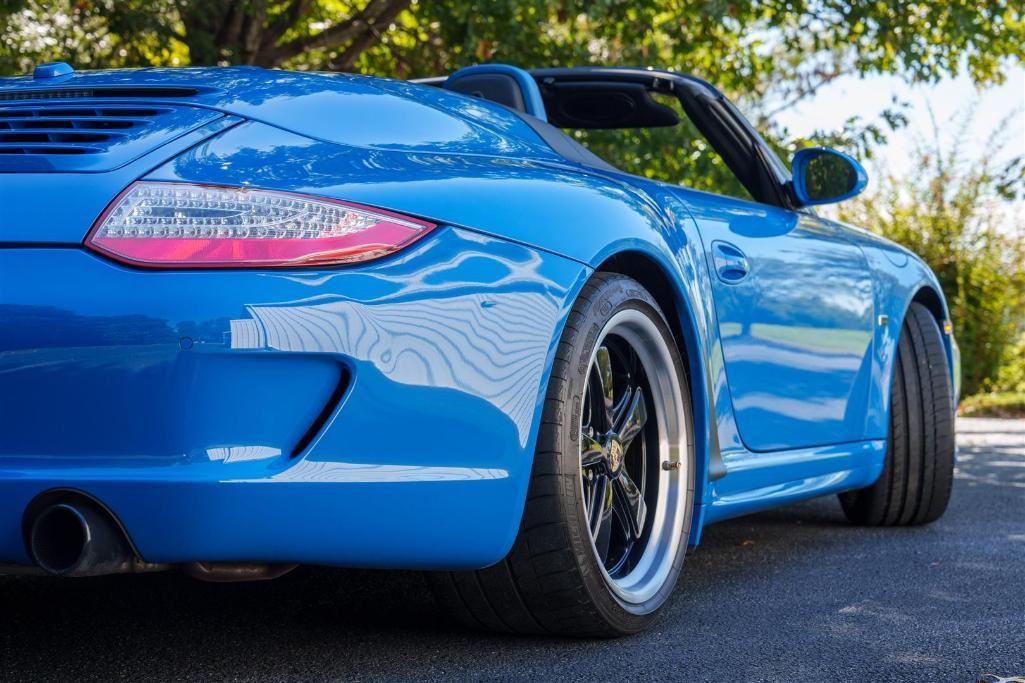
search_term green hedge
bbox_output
[958,392,1025,419]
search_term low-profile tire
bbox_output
[839,302,955,526]
[429,272,695,637]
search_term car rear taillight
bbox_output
[85,182,435,268]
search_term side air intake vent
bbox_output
[0,105,174,155]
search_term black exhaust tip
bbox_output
[28,500,133,577]
[30,504,89,574]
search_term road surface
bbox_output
[1,418,1022,681]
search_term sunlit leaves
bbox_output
[836,111,1025,396]
[4,1,1021,92]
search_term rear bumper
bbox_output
[0,228,584,569]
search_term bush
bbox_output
[835,111,1025,397]
[992,331,1025,394]
[958,392,1025,418]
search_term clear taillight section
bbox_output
[85,182,435,268]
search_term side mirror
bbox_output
[791,147,868,206]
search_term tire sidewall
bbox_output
[554,275,695,631]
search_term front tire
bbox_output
[840,302,955,525]
[429,273,695,637]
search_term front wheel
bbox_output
[429,273,695,637]
[839,302,955,525]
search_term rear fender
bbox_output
[147,121,739,546]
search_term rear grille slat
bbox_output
[0,118,155,130]
[0,107,171,119]
[0,142,99,154]
[0,105,172,156]
[0,131,129,143]
[0,87,200,102]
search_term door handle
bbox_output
[711,241,750,283]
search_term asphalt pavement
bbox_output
[1,417,1022,682]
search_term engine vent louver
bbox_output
[0,105,174,156]
[0,87,200,102]
[0,97,222,173]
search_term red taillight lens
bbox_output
[85,182,435,268]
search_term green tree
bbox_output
[0,1,410,72]
[993,331,1025,394]
[835,112,1025,397]
[2,1,1022,98]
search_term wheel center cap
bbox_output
[606,438,625,474]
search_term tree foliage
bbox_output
[993,332,1025,394]
[2,1,1022,99]
[836,112,1025,397]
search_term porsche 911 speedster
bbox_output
[0,62,959,636]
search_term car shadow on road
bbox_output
[0,495,887,679]
[5,421,1020,679]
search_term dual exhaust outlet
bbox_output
[23,495,294,581]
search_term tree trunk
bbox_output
[176,0,410,69]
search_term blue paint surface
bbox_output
[0,230,584,567]
[0,66,955,569]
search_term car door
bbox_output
[526,67,877,453]
[679,192,875,452]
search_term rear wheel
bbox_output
[839,302,955,525]
[429,273,695,636]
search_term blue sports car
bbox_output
[0,61,959,636]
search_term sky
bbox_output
[772,66,1025,229]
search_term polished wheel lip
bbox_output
[579,308,689,605]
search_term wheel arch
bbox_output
[595,251,691,359]
[909,284,946,328]
[876,281,957,441]
[593,249,718,542]
[907,283,959,403]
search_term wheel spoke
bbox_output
[611,385,634,430]
[592,346,615,431]
[589,474,614,561]
[586,474,607,531]
[613,468,646,541]
[616,389,648,452]
[581,470,595,516]
[580,433,606,468]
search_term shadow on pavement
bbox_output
[1,418,1022,681]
